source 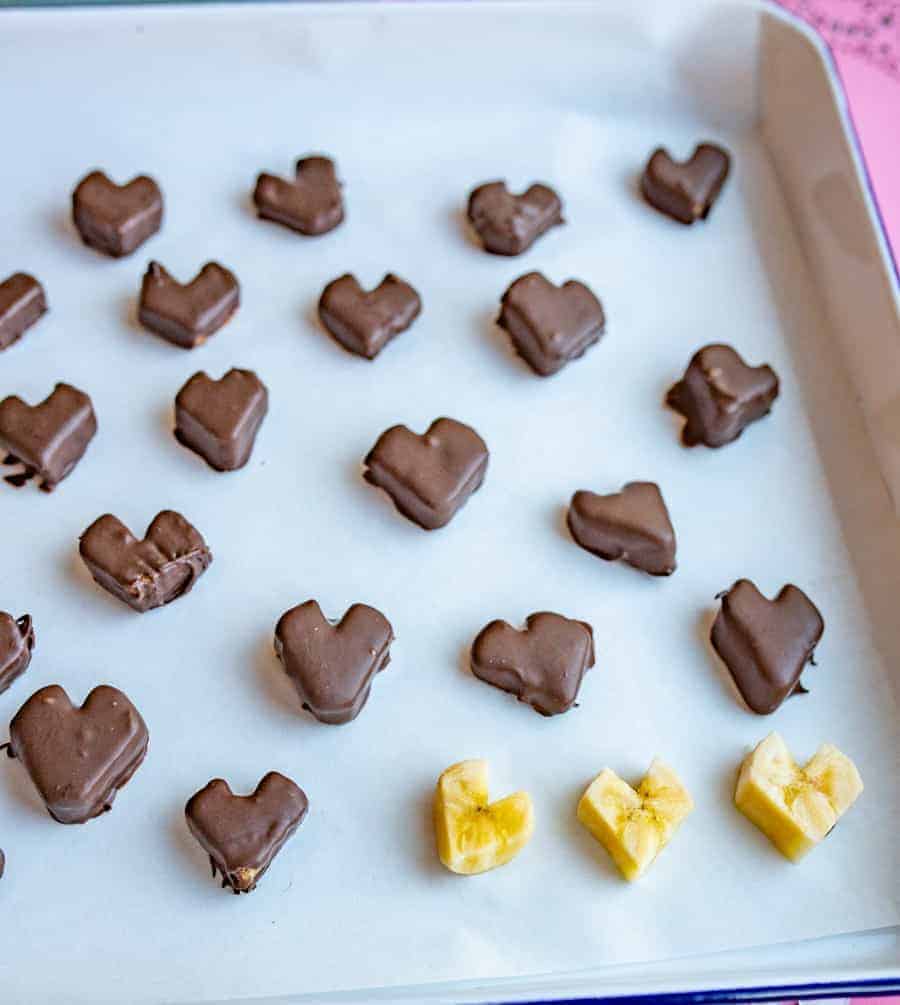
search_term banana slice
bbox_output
[734,732,863,862]
[434,759,534,875]
[577,759,693,880]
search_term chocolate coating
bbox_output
[0,273,47,351]
[711,579,823,715]
[318,273,421,360]
[253,156,343,236]
[667,344,779,448]
[186,772,308,894]
[467,181,563,256]
[275,600,394,725]
[497,271,604,376]
[471,612,594,716]
[175,368,268,471]
[72,170,162,257]
[79,510,212,613]
[641,143,730,224]
[568,482,676,576]
[139,261,239,349]
[0,382,97,490]
[0,614,34,695]
[364,417,489,530]
[7,684,148,824]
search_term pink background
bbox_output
[776,5,897,999]
[777,0,900,264]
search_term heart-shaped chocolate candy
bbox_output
[711,579,824,714]
[175,368,268,471]
[318,273,421,360]
[641,143,730,224]
[471,612,595,716]
[185,772,309,894]
[253,156,343,236]
[72,170,163,257]
[139,261,239,349]
[0,613,34,694]
[79,510,212,613]
[364,417,489,530]
[275,600,394,725]
[0,382,97,491]
[568,482,676,576]
[498,271,604,376]
[467,181,563,256]
[0,273,47,352]
[7,684,148,824]
[667,344,779,448]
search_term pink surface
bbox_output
[776,0,900,265]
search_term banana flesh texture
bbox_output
[734,732,863,862]
[577,759,693,880]
[434,759,534,875]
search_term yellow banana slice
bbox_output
[734,732,863,862]
[577,759,693,880]
[434,759,534,875]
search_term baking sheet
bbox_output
[0,2,898,1002]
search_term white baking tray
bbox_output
[0,1,898,1002]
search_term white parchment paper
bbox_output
[0,3,897,1002]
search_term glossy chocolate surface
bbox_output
[72,170,162,257]
[497,271,604,376]
[79,510,212,613]
[711,579,823,715]
[139,261,239,349]
[0,613,34,695]
[318,273,421,359]
[186,772,308,894]
[568,482,676,576]
[275,600,394,725]
[471,611,595,716]
[467,181,563,255]
[0,273,47,351]
[253,156,343,236]
[666,344,779,448]
[175,368,268,471]
[364,417,489,530]
[641,143,730,224]
[0,382,97,490]
[7,684,148,824]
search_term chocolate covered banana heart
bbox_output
[318,273,421,360]
[567,482,676,576]
[185,772,309,894]
[79,510,212,613]
[6,684,149,824]
[364,417,489,530]
[174,368,268,471]
[0,273,47,351]
[466,180,563,256]
[667,343,779,448]
[471,611,595,716]
[711,579,824,714]
[253,155,344,236]
[72,170,163,257]
[497,272,605,377]
[274,600,394,724]
[139,261,240,349]
[641,142,730,224]
[0,613,34,694]
[0,382,97,491]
